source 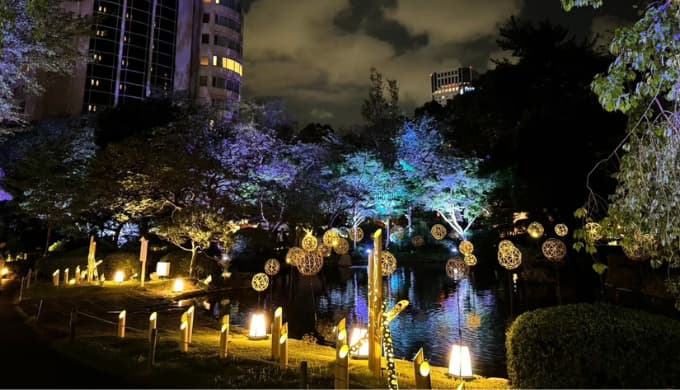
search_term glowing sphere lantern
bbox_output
[380,251,397,276]
[527,222,544,239]
[498,246,522,270]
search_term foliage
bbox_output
[563,0,680,304]
[101,251,138,278]
[0,0,88,131]
[506,303,680,388]
[2,120,95,253]
[419,157,496,240]
[360,67,403,164]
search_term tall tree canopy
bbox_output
[0,0,87,132]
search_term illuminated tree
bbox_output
[0,0,87,132]
[419,158,495,240]
[394,116,443,233]
[2,120,94,255]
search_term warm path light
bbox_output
[114,271,125,283]
[156,262,171,277]
[172,278,184,292]
[248,312,268,340]
[349,327,369,358]
[448,344,473,379]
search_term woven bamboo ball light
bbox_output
[459,240,474,255]
[554,223,569,237]
[430,224,447,240]
[541,238,567,262]
[498,246,522,270]
[381,251,397,276]
[251,273,269,292]
[264,258,280,276]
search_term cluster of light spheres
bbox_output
[585,222,603,242]
[464,254,477,267]
[554,223,569,237]
[349,227,364,242]
[251,272,269,292]
[286,247,306,266]
[323,229,340,247]
[297,250,324,276]
[301,233,318,252]
[264,258,280,276]
[527,222,544,239]
[334,238,349,255]
[430,224,447,241]
[459,240,474,255]
[380,251,397,276]
[446,258,468,280]
[541,238,567,262]
[498,246,522,270]
[411,235,424,247]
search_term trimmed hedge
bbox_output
[506,303,680,388]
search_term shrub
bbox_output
[35,247,92,278]
[101,251,139,279]
[506,303,680,388]
[157,250,222,280]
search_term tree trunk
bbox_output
[406,206,413,235]
[385,217,391,250]
[43,224,52,257]
[189,243,198,278]
[113,223,124,249]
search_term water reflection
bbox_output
[209,264,509,378]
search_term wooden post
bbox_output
[69,306,77,341]
[149,312,157,342]
[219,320,229,359]
[64,268,69,284]
[299,361,308,389]
[336,318,347,349]
[75,265,81,284]
[186,305,195,344]
[180,320,189,352]
[52,270,59,286]
[87,235,96,283]
[413,348,432,389]
[148,328,158,368]
[279,322,288,369]
[26,269,31,288]
[118,310,126,338]
[271,306,282,360]
[335,344,350,389]
[139,236,148,287]
[17,276,24,303]
[368,229,383,377]
[36,299,43,322]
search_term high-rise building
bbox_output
[25,0,243,120]
[430,66,477,105]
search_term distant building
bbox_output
[430,66,477,105]
[25,0,243,120]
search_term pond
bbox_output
[204,261,516,378]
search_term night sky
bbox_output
[240,0,638,128]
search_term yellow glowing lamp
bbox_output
[339,344,349,359]
[1,267,8,277]
[248,312,268,340]
[173,278,185,292]
[349,327,369,359]
[448,344,473,379]
[114,271,125,283]
[156,261,171,277]
[419,361,431,377]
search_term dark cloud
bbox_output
[334,0,429,55]
[241,0,638,128]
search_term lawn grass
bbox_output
[54,327,509,389]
